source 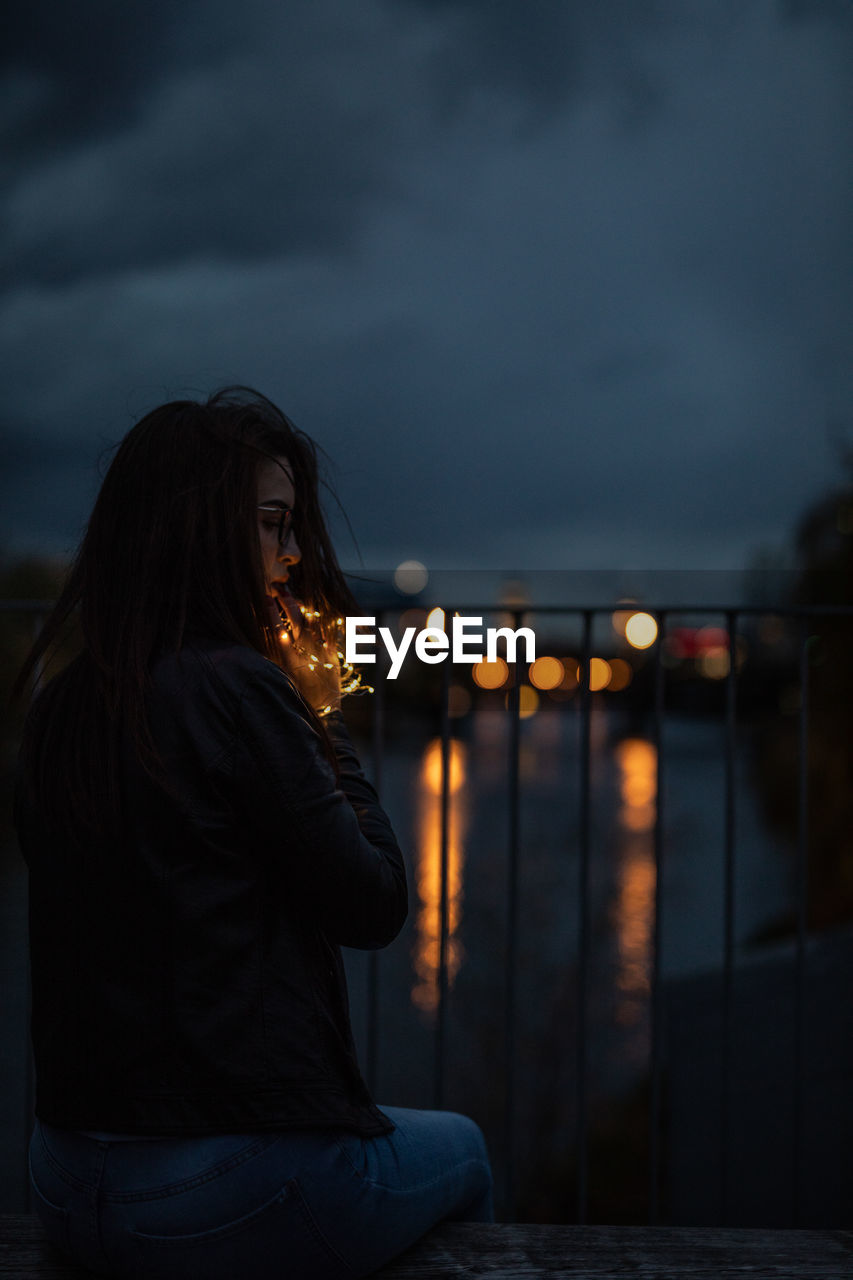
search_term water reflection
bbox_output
[412,737,469,1016]
[611,738,657,1046]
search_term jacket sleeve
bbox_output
[230,660,408,950]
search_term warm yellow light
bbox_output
[506,686,539,718]
[611,599,640,636]
[426,606,446,632]
[423,737,467,795]
[413,738,467,1016]
[529,656,563,690]
[621,804,657,833]
[625,612,658,649]
[622,774,655,806]
[615,738,657,831]
[615,738,656,771]
[560,660,579,690]
[699,646,730,679]
[607,658,633,691]
[473,657,509,689]
[611,737,657,1032]
[399,607,427,635]
[589,657,612,691]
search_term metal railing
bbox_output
[3,597,852,1225]
[363,600,853,1225]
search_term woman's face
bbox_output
[257,455,301,600]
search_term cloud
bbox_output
[1,0,851,570]
[2,0,449,286]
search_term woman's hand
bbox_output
[267,588,341,715]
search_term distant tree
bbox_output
[751,439,853,931]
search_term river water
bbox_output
[341,701,794,1183]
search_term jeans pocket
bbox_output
[29,1176,71,1256]
[127,1178,354,1280]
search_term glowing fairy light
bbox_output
[272,600,374,715]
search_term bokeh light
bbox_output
[625,612,658,649]
[560,660,579,691]
[611,600,640,636]
[607,658,633,691]
[473,657,509,689]
[506,686,539,718]
[398,607,427,635]
[393,560,429,594]
[696,625,728,650]
[699,646,730,679]
[529,656,563,690]
[589,657,612,691]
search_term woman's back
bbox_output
[19,638,405,1137]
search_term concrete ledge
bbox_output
[2,1215,852,1277]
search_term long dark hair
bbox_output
[14,386,355,839]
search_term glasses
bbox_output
[257,504,294,547]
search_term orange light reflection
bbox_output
[412,738,468,1016]
[612,739,657,1037]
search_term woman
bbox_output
[14,387,493,1279]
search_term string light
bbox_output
[272,600,374,715]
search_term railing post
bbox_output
[503,611,522,1223]
[719,609,738,1224]
[649,609,666,1224]
[575,610,592,1224]
[434,657,452,1109]
[792,614,811,1225]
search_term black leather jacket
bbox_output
[16,642,408,1137]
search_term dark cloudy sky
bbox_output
[2,0,852,573]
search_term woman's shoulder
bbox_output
[149,641,316,761]
[151,640,296,708]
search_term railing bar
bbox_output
[649,609,667,1224]
[434,657,452,1109]
[793,615,810,1225]
[720,610,738,1224]
[6,598,853,618]
[366,610,387,1094]
[23,611,47,1213]
[318,601,853,618]
[575,610,592,1224]
[503,612,522,1223]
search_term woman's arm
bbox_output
[231,657,408,950]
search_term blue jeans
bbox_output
[28,1107,494,1279]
